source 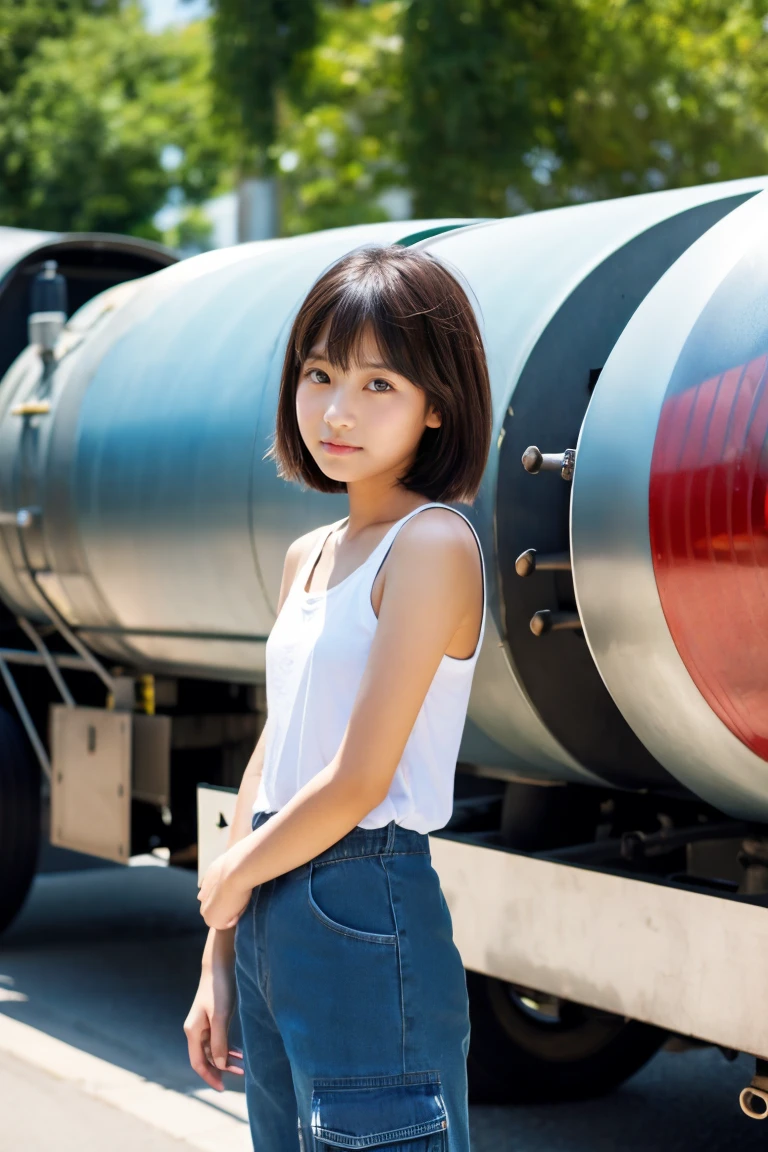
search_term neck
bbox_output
[342,481,432,540]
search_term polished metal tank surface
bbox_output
[0,222,474,680]
[418,175,768,784]
[1,182,767,793]
[571,188,768,821]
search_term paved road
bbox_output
[0,855,762,1151]
[0,1048,200,1152]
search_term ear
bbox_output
[425,403,442,430]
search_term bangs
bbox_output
[294,260,425,384]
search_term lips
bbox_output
[321,440,362,454]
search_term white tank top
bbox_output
[253,502,487,833]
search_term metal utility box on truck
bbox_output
[1,185,768,1117]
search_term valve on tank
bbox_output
[28,259,68,363]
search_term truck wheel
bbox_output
[466,971,665,1103]
[0,708,40,934]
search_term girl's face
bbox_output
[295,322,441,487]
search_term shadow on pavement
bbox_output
[0,865,244,1103]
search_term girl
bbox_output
[184,243,492,1151]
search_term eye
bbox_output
[367,377,393,393]
[305,367,330,384]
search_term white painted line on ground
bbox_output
[0,1013,252,1152]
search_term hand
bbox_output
[183,961,243,1092]
[197,847,252,930]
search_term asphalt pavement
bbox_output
[0,849,763,1151]
[0,1048,201,1152]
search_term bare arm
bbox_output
[196,723,268,968]
[224,717,269,848]
[196,526,322,961]
[185,526,326,1086]
[200,509,481,925]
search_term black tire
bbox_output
[467,970,666,1104]
[0,707,40,934]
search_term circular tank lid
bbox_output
[571,187,768,821]
[649,248,768,763]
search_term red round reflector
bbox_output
[649,354,768,760]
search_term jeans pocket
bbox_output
[308,856,398,945]
[311,1074,447,1150]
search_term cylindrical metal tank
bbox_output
[572,186,768,821]
[0,184,766,800]
[420,176,766,788]
[0,221,474,674]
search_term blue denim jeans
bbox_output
[234,810,471,1151]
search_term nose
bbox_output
[323,386,356,432]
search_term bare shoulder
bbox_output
[395,506,481,568]
[375,506,483,650]
[387,507,482,599]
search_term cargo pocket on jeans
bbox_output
[310,1073,447,1149]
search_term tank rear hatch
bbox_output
[0,228,178,382]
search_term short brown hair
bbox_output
[265,244,492,504]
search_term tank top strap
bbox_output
[364,502,444,574]
[296,515,348,592]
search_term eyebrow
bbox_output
[306,348,393,372]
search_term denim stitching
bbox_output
[250,883,262,1001]
[310,848,428,869]
[380,854,406,1074]
[263,878,278,1014]
[311,1072,447,1147]
[313,1118,445,1146]
[252,809,430,864]
[312,1070,441,1088]
[327,844,428,860]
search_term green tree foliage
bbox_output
[0,3,232,235]
[209,0,319,174]
[560,0,768,203]
[402,0,768,218]
[275,0,405,234]
[0,0,120,93]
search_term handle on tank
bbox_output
[515,548,572,578]
[529,609,582,637]
[522,446,576,481]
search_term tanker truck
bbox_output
[0,179,767,1115]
